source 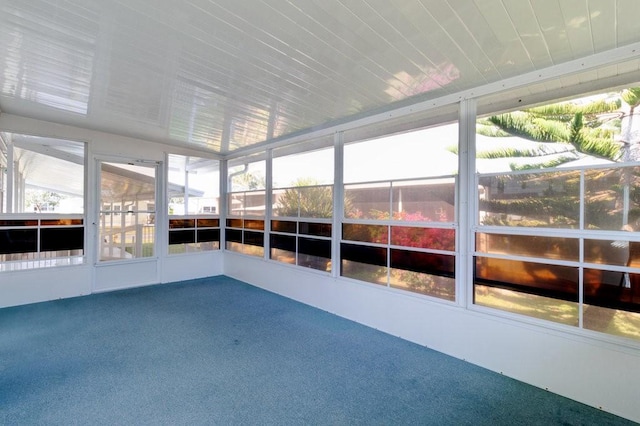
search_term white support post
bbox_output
[264,149,273,261]
[332,132,344,279]
[458,98,477,308]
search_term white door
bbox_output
[94,159,159,291]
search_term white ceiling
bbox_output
[1,0,639,157]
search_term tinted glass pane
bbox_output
[244,219,265,230]
[225,228,242,243]
[169,219,195,229]
[271,220,297,234]
[0,220,38,227]
[391,179,455,222]
[169,230,196,245]
[298,237,331,272]
[345,183,390,219]
[585,166,640,231]
[341,243,387,267]
[299,222,331,237]
[478,170,580,228]
[40,227,84,251]
[476,233,578,261]
[342,223,388,244]
[270,233,296,251]
[298,185,333,218]
[389,250,455,300]
[474,283,578,326]
[0,229,38,254]
[226,219,243,228]
[391,227,455,251]
[584,268,640,312]
[197,219,219,228]
[197,229,220,243]
[299,237,331,258]
[41,219,83,226]
[584,239,640,266]
[391,249,454,277]
[474,257,578,302]
[244,231,264,247]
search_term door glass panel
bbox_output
[99,162,156,261]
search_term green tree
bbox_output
[275,178,333,218]
[26,189,64,212]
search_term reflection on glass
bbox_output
[584,239,640,266]
[474,256,578,301]
[340,243,387,284]
[474,285,578,326]
[298,237,331,271]
[270,234,296,264]
[478,170,580,228]
[474,256,579,325]
[389,249,455,300]
[390,270,455,300]
[476,233,578,261]
[585,166,640,231]
[342,224,388,244]
[582,305,640,341]
[584,268,640,310]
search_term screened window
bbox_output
[341,123,458,300]
[226,159,266,257]
[474,87,640,341]
[271,143,333,272]
[0,133,85,271]
[167,155,220,254]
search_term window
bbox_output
[271,142,334,271]
[99,162,156,261]
[225,159,265,257]
[341,123,458,300]
[474,87,640,341]
[0,133,85,270]
[167,154,220,254]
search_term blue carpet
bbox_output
[0,276,633,425]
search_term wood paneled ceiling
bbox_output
[1,0,639,156]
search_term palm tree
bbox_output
[477,93,625,162]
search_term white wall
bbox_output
[0,115,224,305]
[0,266,92,308]
[225,252,640,423]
